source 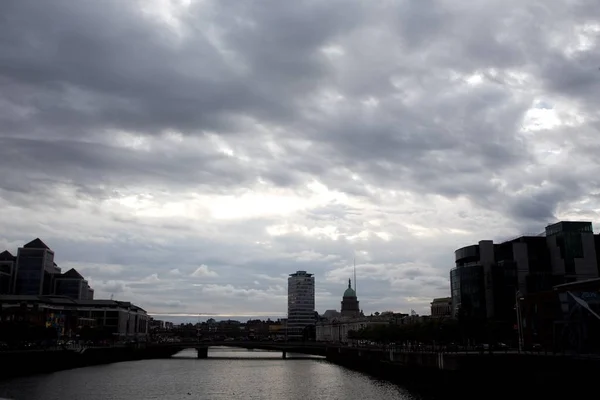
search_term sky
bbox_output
[1,0,599,320]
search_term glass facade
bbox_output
[55,279,82,299]
[14,249,46,295]
[450,264,486,319]
[546,221,594,278]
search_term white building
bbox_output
[287,271,315,339]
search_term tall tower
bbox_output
[340,278,360,318]
[287,271,315,339]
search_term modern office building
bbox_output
[54,268,94,300]
[451,221,600,321]
[0,251,16,294]
[545,221,598,281]
[13,238,62,296]
[287,271,315,339]
[1,238,95,298]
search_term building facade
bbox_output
[287,271,315,339]
[521,278,600,353]
[54,268,94,300]
[1,239,95,298]
[431,297,452,318]
[0,251,16,295]
[451,221,600,322]
[13,238,61,296]
[0,295,149,340]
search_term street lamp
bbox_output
[515,290,524,353]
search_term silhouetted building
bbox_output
[521,278,600,353]
[546,221,598,282]
[451,221,600,321]
[0,295,149,339]
[54,268,94,300]
[0,250,16,294]
[287,271,315,339]
[13,238,61,295]
[431,297,452,317]
[341,279,360,318]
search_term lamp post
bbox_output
[515,290,524,353]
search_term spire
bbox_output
[353,257,357,297]
[348,278,351,288]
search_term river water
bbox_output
[0,348,422,400]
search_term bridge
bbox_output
[149,341,328,359]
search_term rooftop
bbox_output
[0,295,146,313]
[290,271,313,277]
[22,238,52,250]
[61,268,84,279]
[0,250,15,261]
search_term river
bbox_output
[0,348,422,400]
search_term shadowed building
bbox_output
[54,268,94,300]
[341,279,360,318]
[0,250,16,294]
[451,221,600,321]
[431,297,452,318]
[13,238,61,296]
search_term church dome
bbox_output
[343,279,356,298]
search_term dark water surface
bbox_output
[0,348,420,400]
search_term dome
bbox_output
[343,279,356,298]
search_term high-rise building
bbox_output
[287,271,315,339]
[13,238,61,295]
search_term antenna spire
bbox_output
[353,257,357,297]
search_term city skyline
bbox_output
[1,0,599,317]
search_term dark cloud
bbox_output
[1,0,599,316]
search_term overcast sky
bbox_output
[1,0,599,319]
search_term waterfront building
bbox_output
[54,268,94,300]
[451,221,600,321]
[521,278,600,353]
[0,295,149,339]
[13,238,61,296]
[287,271,315,339]
[1,238,95,298]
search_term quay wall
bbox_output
[325,347,600,399]
[0,346,177,379]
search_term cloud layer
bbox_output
[1,0,599,317]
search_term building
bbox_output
[54,268,94,300]
[546,221,598,282]
[521,278,600,353]
[0,251,16,294]
[451,221,600,321]
[13,238,62,296]
[1,238,95,298]
[341,279,360,318]
[431,297,452,318]
[287,271,315,339]
[0,295,149,340]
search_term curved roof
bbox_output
[343,279,356,298]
